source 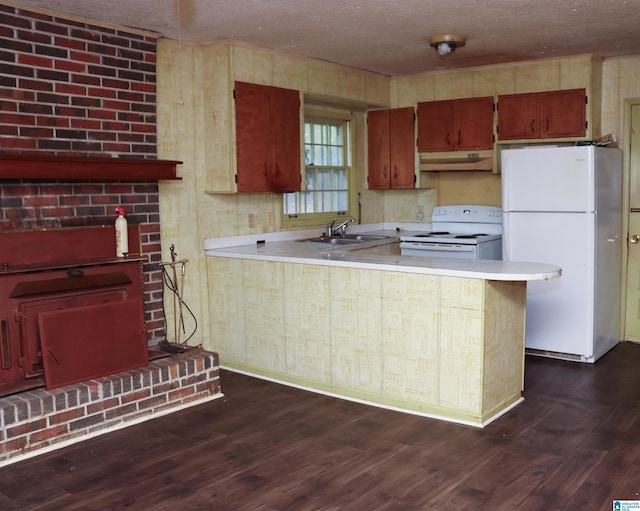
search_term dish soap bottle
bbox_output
[115,207,128,257]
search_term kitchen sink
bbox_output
[343,234,391,241]
[300,236,362,245]
[299,234,393,245]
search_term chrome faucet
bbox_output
[328,217,354,237]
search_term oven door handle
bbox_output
[400,242,475,252]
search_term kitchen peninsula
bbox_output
[205,227,560,427]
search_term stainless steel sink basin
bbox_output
[299,234,393,245]
[300,236,362,245]
[343,234,391,241]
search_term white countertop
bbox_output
[204,225,561,281]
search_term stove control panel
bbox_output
[432,205,502,223]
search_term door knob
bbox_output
[630,234,640,244]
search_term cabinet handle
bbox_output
[275,162,280,177]
[264,162,268,177]
[530,119,536,133]
[0,320,9,370]
[545,118,549,132]
[445,132,450,147]
[383,166,388,179]
[457,130,461,146]
[48,348,61,365]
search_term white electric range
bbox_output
[399,205,503,260]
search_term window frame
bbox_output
[281,107,356,228]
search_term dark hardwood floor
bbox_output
[2,342,640,510]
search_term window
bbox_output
[282,115,353,226]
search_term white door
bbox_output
[625,103,640,341]
[503,211,595,357]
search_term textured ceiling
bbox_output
[7,0,640,76]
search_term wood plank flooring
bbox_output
[2,342,640,510]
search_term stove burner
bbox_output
[454,234,489,239]
[414,231,450,237]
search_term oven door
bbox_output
[399,241,478,259]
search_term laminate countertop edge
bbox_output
[204,229,561,282]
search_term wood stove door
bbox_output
[20,297,75,378]
[38,299,148,389]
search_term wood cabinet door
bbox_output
[367,109,391,189]
[389,107,415,189]
[235,81,272,192]
[456,97,494,150]
[497,92,540,140]
[269,86,301,192]
[417,100,455,152]
[540,88,586,138]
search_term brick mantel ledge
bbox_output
[0,155,182,181]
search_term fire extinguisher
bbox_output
[115,207,129,257]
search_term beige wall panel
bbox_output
[244,261,286,372]
[471,67,499,97]
[157,41,214,348]
[559,56,593,90]
[284,264,332,383]
[602,56,640,145]
[207,257,247,364]
[482,281,526,413]
[337,67,368,101]
[433,71,474,100]
[330,267,382,393]
[236,193,280,233]
[440,276,484,309]
[366,73,392,107]
[513,60,561,93]
[272,52,309,91]
[391,73,436,107]
[382,189,436,223]
[307,60,360,99]
[231,45,273,85]
[437,172,502,207]
[438,306,483,413]
[600,60,621,138]
[199,45,235,193]
[381,273,439,403]
[493,65,517,95]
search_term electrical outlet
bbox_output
[248,213,254,228]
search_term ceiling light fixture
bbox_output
[429,34,466,56]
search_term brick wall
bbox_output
[0,4,157,156]
[0,5,166,343]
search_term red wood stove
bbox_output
[0,226,149,393]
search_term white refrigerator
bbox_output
[501,145,623,362]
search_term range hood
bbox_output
[419,150,493,172]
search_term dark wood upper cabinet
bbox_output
[497,88,586,140]
[367,107,415,190]
[417,97,494,152]
[234,81,301,193]
[539,89,587,138]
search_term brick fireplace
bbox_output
[1,3,168,344]
[0,5,223,465]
